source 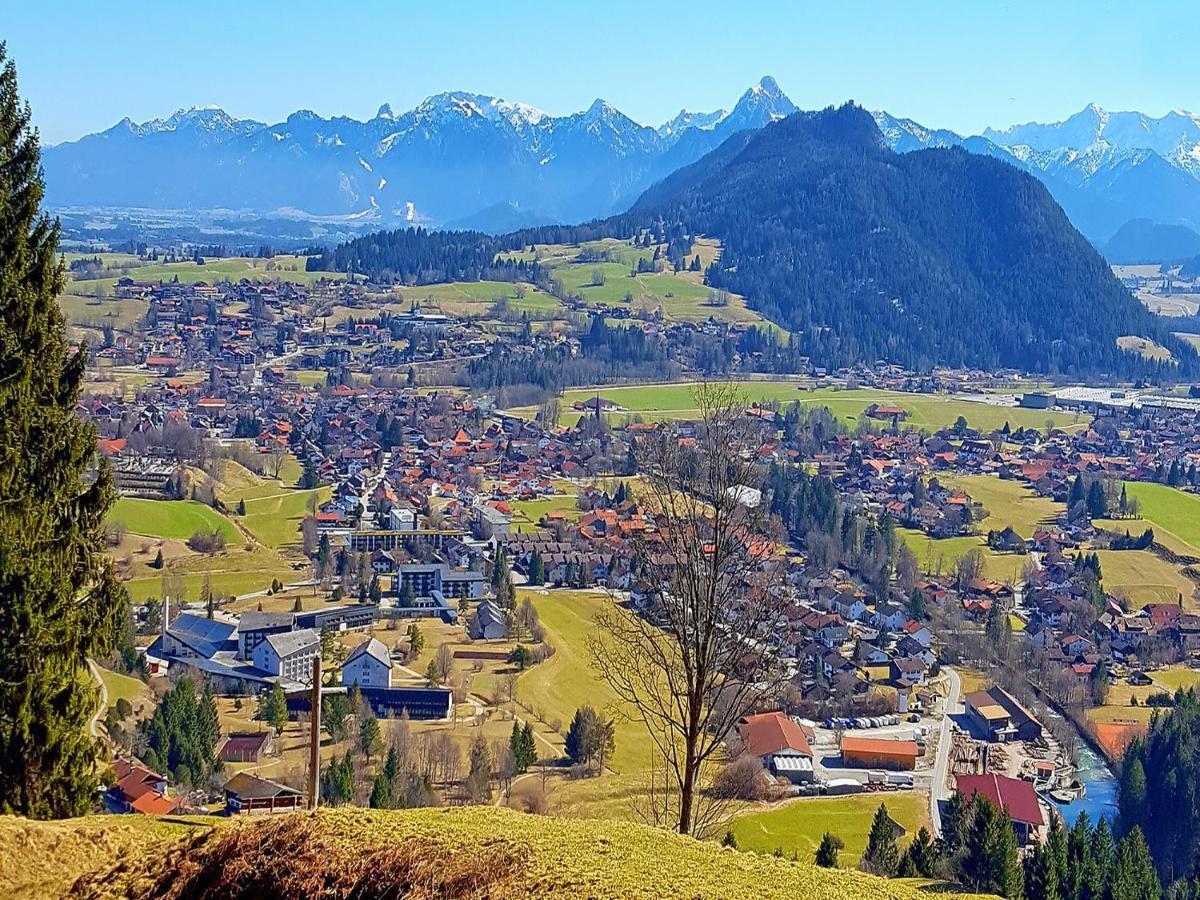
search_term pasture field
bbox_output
[109,498,241,545]
[1095,549,1196,609]
[519,383,1087,432]
[1175,333,1200,352]
[63,255,341,295]
[1151,667,1200,692]
[508,495,582,533]
[1097,482,1200,556]
[1117,335,1173,361]
[732,794,931,864]
[121,560,303,603]
[899,528,1029,584]
[239,486,331,548]
[515,589,650,772]
[941,474,1061,537]
[58,293,148,333]
[550,261,763,325]
[386,280,562,317]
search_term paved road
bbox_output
[86,658,109,739]
[930,665,963,835]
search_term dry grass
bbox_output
[16,807,978,899]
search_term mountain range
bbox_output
[319,104,1191,378]
[43,81,1200,254]
[42,78,795,234]
[874,104,1200,246]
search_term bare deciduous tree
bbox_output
[589,382,795,837]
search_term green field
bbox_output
[1098,482,1200,556]
[240,486,331,548]
[58,294,148,333]
[95,666,146,712]
[386,281,562,318]
[515,589,650,772]
[121,565,303,603]
[1096,549,1196,608]
[899,528,1029,584]
[1151,667,1200,692]
[109,498,241,545]
[732,794,931,865]
[941,473,1061,537]
[517,383,1088,432]
[64,255,340,295]
[508,495,582,533]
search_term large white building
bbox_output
[341,637,392,688]
[252,629,320,686]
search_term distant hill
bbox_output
[312,104,1191,378]
[632,104,1192,377]
[1103,219,1200,264]
[2,807,976,899]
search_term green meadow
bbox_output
[109,498,241,545]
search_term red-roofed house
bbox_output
[956,773,1045,844]
[737,711,814,783]
[109,759,179,815]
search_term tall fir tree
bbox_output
[0,43,128,817]
[861,803,900,876]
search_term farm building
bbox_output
[219,731,275,764]
[736,711,814,783]
[224,773,304,815]
[840,736,919,771]
[956,773,1045,844]
[964,686,1043,743]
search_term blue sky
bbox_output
[6,0,1193,144]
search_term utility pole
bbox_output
[308,654,322,809]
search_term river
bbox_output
[1045,740,1119,827]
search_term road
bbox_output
[930,665,962,835]
[86,658,109,739]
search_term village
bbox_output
[78,263,1200,866]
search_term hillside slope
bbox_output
[1,807,978,899]
[634,103,1193,378]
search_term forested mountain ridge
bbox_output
[312,104,1192,378]
[633,103,1194,377]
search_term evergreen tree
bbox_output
[259,682,289,731]
[237,497,246,516]
[369,771,393,809]
[0,43,128,816]
[962,796,1023,898]
[359,713,382,761]
[904,826,941,878]
[510,720,536,774]
[201,573,214,620]
[815,832,844,868]
[382,744,400,783]
[406,623,424,657]
[1024,840,1060,900]
[861,803,900,876]
[1111,828,1160,900]
[465,731,492,803]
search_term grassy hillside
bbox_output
[0,807,977,899]
[108,498,242,545]
[733,794,931,864]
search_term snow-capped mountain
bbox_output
[873,105,1200,244]
[42,78,796,232]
